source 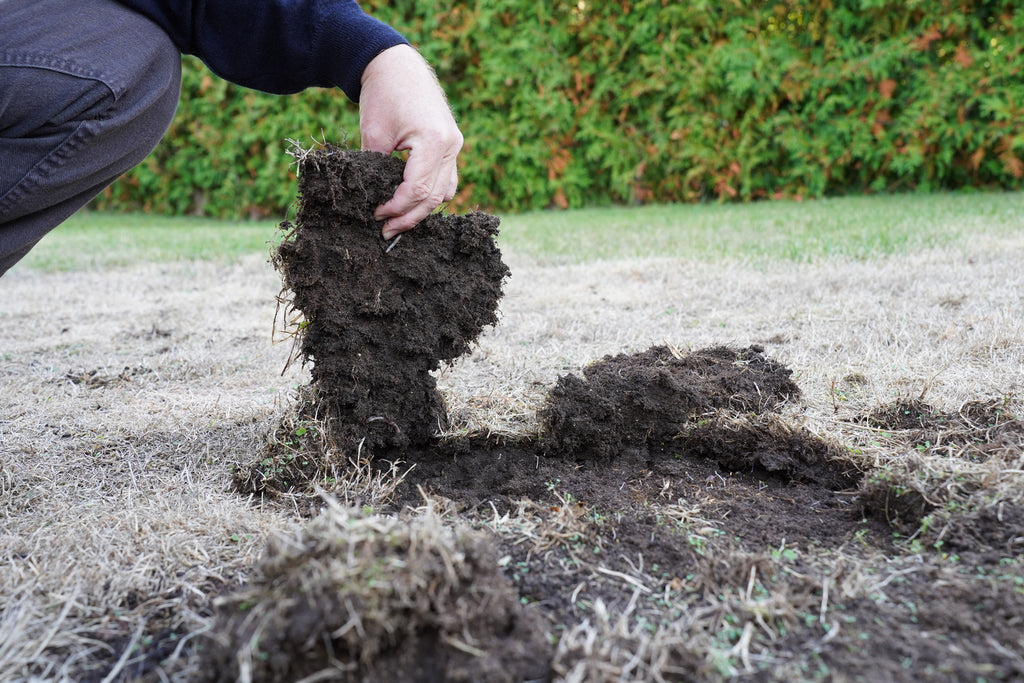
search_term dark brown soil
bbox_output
[387,431,877,629]
[272,147,508,453]
[857,398,1024,555]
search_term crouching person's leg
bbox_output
[0,0,181,276]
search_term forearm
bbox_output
[114,0,408,98]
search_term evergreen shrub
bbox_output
[94,0,1024,217]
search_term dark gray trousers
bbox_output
[0,0,181,276]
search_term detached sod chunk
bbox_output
[200,506,551,682]
[274,146,509,452]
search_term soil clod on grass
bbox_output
[198,502,550,683]
[862,396,1021,456]
[271,146,508,454]
[538,344,802,461]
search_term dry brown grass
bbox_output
[2,226,1023,680]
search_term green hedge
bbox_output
[95,0,1024,217]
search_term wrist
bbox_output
[317,4,408,101]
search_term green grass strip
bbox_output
[498,192,1024,264]
[15,191,1024,272]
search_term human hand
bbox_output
[359,44,463,239]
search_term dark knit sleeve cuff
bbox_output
[315,1,409,101]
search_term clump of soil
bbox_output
[272,146,508,453]
[676,413,860,489]
[538,344,801,461]
[387,344,864,582]
[865,398,945,432]
[198,504,550,682]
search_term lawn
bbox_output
[2,192,1023,681]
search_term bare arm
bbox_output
[358,44,464,239]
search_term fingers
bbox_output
[375,144,460,238]
[357,44,464,239]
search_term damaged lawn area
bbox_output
[2,151,1023,681]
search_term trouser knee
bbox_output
[0,0,182,275]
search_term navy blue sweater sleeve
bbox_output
[115,0,408,100]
